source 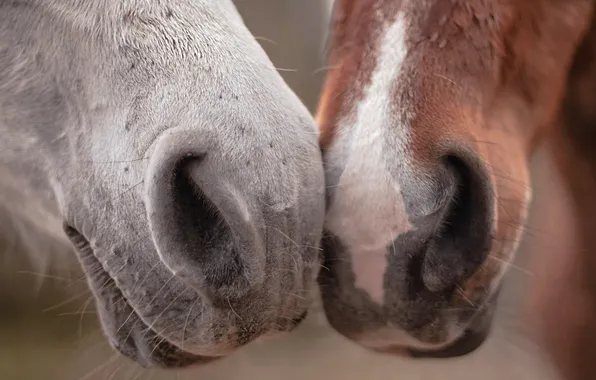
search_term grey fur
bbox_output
[0,0,325,367]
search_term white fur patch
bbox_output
[325,14,411,304]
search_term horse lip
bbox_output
[73,236,216,368]
[100,272,217,369]
[407,288,499,359]
[124,313,219,368]
[407,327,490,359]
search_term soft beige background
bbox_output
[0,1,568,379]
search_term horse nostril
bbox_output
[419,154,494,293]
[145,140,266,302]
[168,159,246,290]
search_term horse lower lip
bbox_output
[408,296,497,359]
[407,328,490,359]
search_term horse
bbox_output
[0,0,326,369]
[316,1,596,377]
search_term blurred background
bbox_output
[0,1,571,379]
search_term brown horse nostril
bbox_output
[417,154,494,294]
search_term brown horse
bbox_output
[316,1,596,378]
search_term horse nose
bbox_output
[144,129,266,302]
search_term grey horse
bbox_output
[0,0,325,368]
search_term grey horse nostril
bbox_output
[145,130,266,302]
[414,154,494,294]
[169,160,245,287]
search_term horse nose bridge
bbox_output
[143,129,268,301]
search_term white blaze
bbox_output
[326,14,412,304]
